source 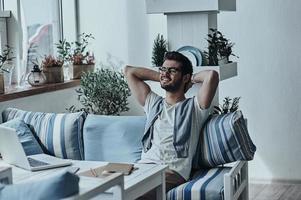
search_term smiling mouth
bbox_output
[160,78,171,84]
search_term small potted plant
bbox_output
[41,55,64,83]
[204,28,238,66]
[67,62,131,115]
[213,96,241,115]
[56,33,95,79]
[0,45,14,94]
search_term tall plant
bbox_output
[152,34,168,67]
[67,64,131,115]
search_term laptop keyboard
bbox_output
[27,157,49,167]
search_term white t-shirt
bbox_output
[139,91,209,180]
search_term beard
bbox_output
[160,79,182,92]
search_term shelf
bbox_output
[0,80,80,102]
[145,0,236,14]
[0,11,11,18]
[194,62,237,81]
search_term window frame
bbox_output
[2,0,78,86]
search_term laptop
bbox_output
[0,126,72,171]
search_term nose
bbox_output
[160,71,170,78]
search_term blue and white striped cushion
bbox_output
[2,108,86,160]
[194,110,256,168]
[167,167,230,200]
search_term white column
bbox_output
[166,12,217,51]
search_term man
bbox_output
[124,51,219,198]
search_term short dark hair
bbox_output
[163,51,193,76]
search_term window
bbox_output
[0,0,3,11]
[22,0,62,78]
[3,0,77,86]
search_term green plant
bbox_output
[152,34,168,67]
[56,33,95,65]
[41,55,63,68]
[213,96,241,114]
[204,28,238,66]
[0,45,14,73]
[67,65,131,115]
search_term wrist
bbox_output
[191,74,196,84]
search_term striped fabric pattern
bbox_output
[2,108,86,160]
[195,110,256,168]
[167,167,230,200]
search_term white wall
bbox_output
[0,87,81,122]
[217,0,301,182]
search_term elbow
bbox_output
[209,70,219,86]
[123,65,132,77]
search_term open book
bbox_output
[78,163,135,178]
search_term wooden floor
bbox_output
[249,183,301,200]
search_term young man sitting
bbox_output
[124,51,219,199]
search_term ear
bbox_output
[182,74,191,84]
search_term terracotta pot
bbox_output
[0,73,4,94]
[69,64,95,79]
[43,67,64,83]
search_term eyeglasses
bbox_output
[158,66,181,75]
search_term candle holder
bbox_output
[27,65,46,86]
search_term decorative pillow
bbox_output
[167,167,230,200]
[1,119,43,156]
[83,115,146,162]
[2,108,86,160]
[193,110,256,168]
[0,171,79,200]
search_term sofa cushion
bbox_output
[2,108,86,160]
[167,167,230,200]
[83,115,146,162]
[193,110,256,168]
[1,119,43,156]
[0,171,79,200]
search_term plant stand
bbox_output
[43,67,64,83]
[69,64,95,79]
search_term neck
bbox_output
[165,91,186,105]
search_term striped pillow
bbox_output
[194,110,256,168]
[2,108,86,160]
[167,167,230,200]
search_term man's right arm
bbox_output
[124,65,160,106]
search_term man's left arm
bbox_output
[191,70,219,109]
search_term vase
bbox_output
[43,67,64,83]
[69,64,95,79]
[218,57,228,65]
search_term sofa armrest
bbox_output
[224,161,248,200]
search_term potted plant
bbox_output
[0,45,14,94]
[56,33,95,79]
[67,63,131,115]
[41,55,64,83]
[152,34,168,67]
[213,96,241,115]
[204,28,238,66]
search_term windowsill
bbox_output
[0,80,80,102]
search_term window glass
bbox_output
[22,0,61,76]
